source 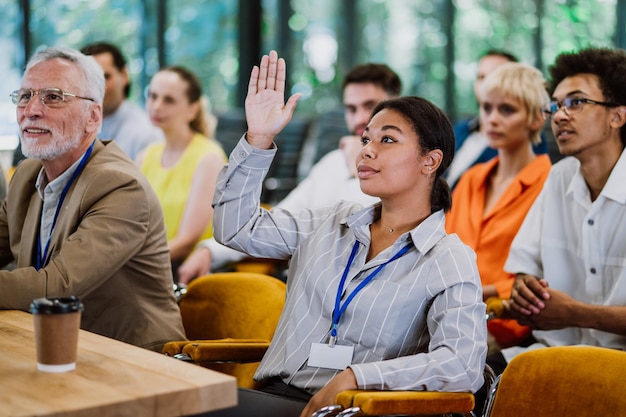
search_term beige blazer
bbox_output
[0,140,185,351]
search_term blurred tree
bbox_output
[0,0,619,120]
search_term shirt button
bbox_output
[588,219,594,226]
[239,151,246,158]
[590,267,597,274]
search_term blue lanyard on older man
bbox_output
[35,140,95,271]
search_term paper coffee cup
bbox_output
[30,296,84,373]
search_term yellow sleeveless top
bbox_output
[141,133,227,242]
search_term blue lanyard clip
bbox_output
[329,323,338,347]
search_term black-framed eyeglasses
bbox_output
[10,88,95,108]
[541,96,619,120]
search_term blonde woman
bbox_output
[138,67,226,280]
[446,62,551,353]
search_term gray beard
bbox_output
[21,134,83,160]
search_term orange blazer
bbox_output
[446,154,551,346]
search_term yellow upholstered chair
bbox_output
[311,366,496,417]
[163,272,286,389]
[482,345,626,417]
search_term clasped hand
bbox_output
[245,50,301,149]
[507,273,579,330]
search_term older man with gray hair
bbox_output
[0,47,185,352]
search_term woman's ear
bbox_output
[421,149,443,175]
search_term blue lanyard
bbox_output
[35,140,95,270]
[329,240,412,346]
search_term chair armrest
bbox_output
[163,338,270,363]
[331,366,495,416]
[181,338,270,363]
[334,390,362,408]
[163,340,190,356]
[334,390,474,415]
[486,297,505,320]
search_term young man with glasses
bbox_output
[0,47,185,352]
[486,45,626,371]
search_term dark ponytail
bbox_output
[431,176,452,213]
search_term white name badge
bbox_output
[307,343,354,370]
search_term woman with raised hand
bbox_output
[138,66,226,281]
[213,51,486,416]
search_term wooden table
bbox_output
[0,310,237,417]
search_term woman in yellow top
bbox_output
[446,62,552,353]
[138,67,227,280]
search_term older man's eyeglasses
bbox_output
[541,96,619,120]
[10,88,95,108]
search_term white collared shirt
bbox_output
[503,151,626,361]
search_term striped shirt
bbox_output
[213,137,487,394]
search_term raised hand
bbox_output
[245,50,301,149]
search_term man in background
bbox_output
[81,42,162,160]
[177,63,402,284]
[446,50,548,188]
